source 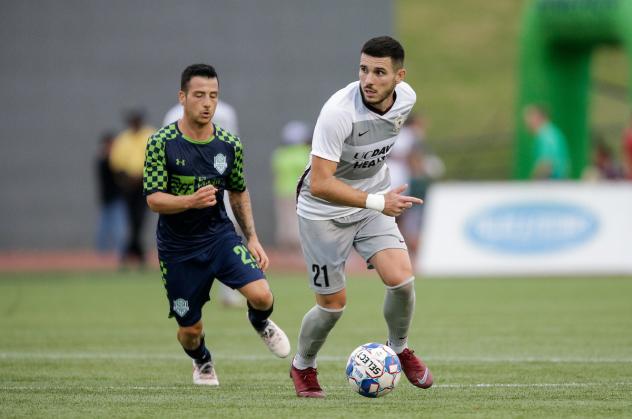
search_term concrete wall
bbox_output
[0,0,393,249]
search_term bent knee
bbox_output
[246,289,273,309]
[381,267,414,287]
[239,279,273,309]
[179,322,203,339]
[316,290,346,310]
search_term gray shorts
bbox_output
[298,209,407,294]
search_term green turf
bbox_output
[1,271,631,418]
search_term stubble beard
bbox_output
[364,84,396,109]
[184,107,211,129]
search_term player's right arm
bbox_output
[311,157,421,217]
[310,105,422,217]
[310,156,370,207]
[146,187,217,214]
[143,132,217,214]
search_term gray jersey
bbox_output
[297,81,416,220]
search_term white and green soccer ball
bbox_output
[345,342,402,398]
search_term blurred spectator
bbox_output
[402,143,430,255]
[583,135,623,181]
[397,114,444,255]
[623,114,632,179]
[523,104,570,180]
[272,121,312,249]
[109,110,155,266]
[162,100,245,308]
[95,132,127,256]
[388,114,418,193]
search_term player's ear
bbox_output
[178,90,186,106]
[395,67,406,83]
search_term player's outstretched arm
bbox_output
[228,189,269,271]
[310,156,422,217]
[146,186,217,214]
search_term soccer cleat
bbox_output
[290,365,325,398]
[192,360,219,386]
[258,319,291,358]
[397,348,433,389]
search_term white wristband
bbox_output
[365,193,385,212]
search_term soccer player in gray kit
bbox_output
[290,36,433,398]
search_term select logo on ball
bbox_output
[346,343,402,398]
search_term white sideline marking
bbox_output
[436,382,632,389]
[1,352,631,363]
[1,383,631,392]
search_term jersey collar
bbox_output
[175,121,216,144]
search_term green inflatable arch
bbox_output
[515,0,632,179]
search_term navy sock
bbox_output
[183,336,211,365]
[248,301,273,332]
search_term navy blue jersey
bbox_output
[143,122,246,262]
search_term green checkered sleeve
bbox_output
[228,139,246,192]
[143,133,168,195]
[217,128,247,192]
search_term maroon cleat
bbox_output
[290,365,325,398]
[397,348,433,389]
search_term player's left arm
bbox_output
[228,190,269,271]
[226,138,269,270]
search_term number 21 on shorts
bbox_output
[312,264,329,287]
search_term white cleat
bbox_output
[192,360,219,386]
[258,319,291,358]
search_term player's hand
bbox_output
[247,239,269,271]
[382,184,423,217]
[188,185,217,209]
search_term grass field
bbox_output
[1,271,631,418]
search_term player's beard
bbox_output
[363,82,397,108]
[374,89,395,106]
[184,109,212,128]
[196,113,213,126]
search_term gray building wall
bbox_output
[0,0,393,250]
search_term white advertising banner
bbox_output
[417,182,632,276]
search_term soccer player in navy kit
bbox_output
[144,64,290,386]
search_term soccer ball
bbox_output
[345,342,402,398]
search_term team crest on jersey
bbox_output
[214,153,228,174]
[393,115,406,133]
[172,298,189,317]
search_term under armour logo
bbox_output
[176,158,186,166]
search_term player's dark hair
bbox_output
[180,64,219,91]
[361,36,405,68]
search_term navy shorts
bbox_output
[159,232,265,327]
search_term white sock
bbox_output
[294,304,344,369]
[384,277,416,354]
[387,339,408,354]
[292,353,316,370]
